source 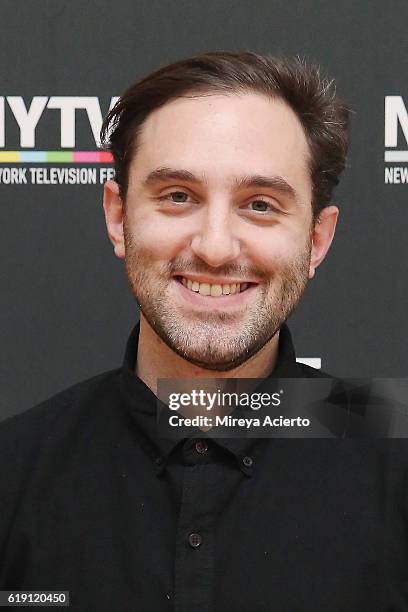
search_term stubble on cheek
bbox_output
[123,225,166,307]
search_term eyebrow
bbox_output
[143,166,300,204]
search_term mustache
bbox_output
[168,258,269,283]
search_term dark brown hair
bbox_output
[101,51,351,217]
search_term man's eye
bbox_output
[160,191,190,203]
[248,199,276,213]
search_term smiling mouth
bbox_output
[174,275,256,297]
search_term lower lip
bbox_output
[172,278,258,309]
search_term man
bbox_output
[0,52,406,611]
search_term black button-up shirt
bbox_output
[1,323,407,611]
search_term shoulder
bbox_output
[0,368,123,525]
[0,368,123,565]
[0,368,122,456]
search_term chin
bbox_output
[175,351,250,372]
[139,298,280,371]
[166,334,262,372]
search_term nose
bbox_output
[190,202,240,267]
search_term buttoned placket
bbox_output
[169,437,254,611]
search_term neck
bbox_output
[135,313,280,396]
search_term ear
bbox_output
[103,180,125,259]
[309,205,339,279]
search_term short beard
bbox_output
[124,224,311,371]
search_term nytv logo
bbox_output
[385,96,408,162]
[0,96,118,163]
[0,96,118,147]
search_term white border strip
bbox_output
[296,357,321,370]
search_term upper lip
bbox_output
[174,273,258,285]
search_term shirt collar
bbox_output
[120,320,300,475]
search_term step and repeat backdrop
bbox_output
[1,0,407,420]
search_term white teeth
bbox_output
[198,283,211,296]
[210,284,223,297]
[180,277,250,296]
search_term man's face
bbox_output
[121,93,314,370]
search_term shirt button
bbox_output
[195,439,208,454]
[242,455,253,468]
[188,532,203,548]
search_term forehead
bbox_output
[129,92,312,200]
